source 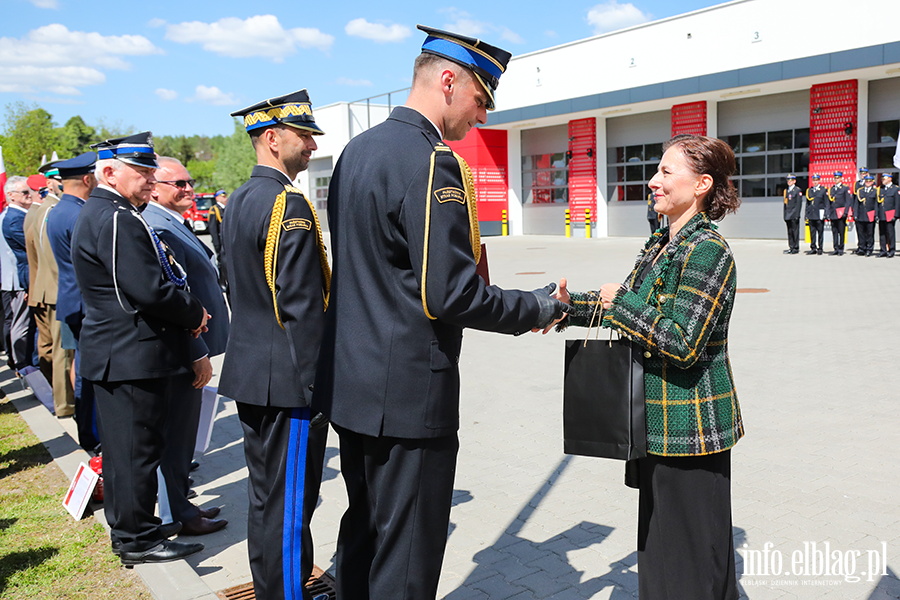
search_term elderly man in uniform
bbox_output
[220,91,330,600]
[877,173,898,258]
[314,26,568,600]
[828,171,852,256]
[783,174,803,254]
[26,162,75,417]
[46,152,100,451]
[855,173,877,256]
[805,174,827,255]
[144,156,229,536]
[71,132,209,565]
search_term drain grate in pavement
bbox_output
[216,565,336,600]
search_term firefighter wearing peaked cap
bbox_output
[828,172,852,255]
[70,131,210,565]
[313,26,568,600]
[218,90,330,600]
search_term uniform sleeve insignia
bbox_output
[282,218,312,231]
[434,187,466,205]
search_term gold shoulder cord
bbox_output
[421,146,481,320]
[264,186,332,329]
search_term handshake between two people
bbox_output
[530,278,625,334]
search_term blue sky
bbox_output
[3,0,722,138]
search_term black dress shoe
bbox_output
[187,477,194,486]
[196,505,221,519]
[111,522,182,555]
[187,489,197,499]
[805,250,817,255]
[879,252,887,257]
[119,540,204,566]
[178,514,228,536]
[817,249,823,255]
[866,251,873,256]
[190,461,199,472]
[783,249,792,254]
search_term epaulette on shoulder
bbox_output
[284,184,303,195]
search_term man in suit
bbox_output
[877,173,898,258]
[220,91,330,600]
[805,174,827,255]
[828,172,852,256]
[26,162,75,416]
[855,173,877,256]
[782,174,803,254]
[2,175,36,371]
[71,132,209,565]
[313,27,567,600]
[207,189,228,298]
[46,152,100,450]
[144,156,229,536]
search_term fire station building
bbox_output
[303,0,900,239]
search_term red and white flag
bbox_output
[0,146,7,212]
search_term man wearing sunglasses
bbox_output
[145,157,229,536]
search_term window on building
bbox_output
[722,128,810,197]
[867,119,900,181]
[313,176,331,211]
[606,142,663,201]
[522,153,569,203]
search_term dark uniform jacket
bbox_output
[877,184,899,221]
[46,193,86,327]
[71,186,205,382]
[315,106,540,439]
[142,202,230,357]
[783,185,803,220]
[218,166,328,407]
[827,183,852,220]
[805,184,827,220]
[2,206,29,290]
[646,193,659,221]
[855,186,877,223]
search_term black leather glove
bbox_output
[531,282,569,330]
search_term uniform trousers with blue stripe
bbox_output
[238,403,327,600]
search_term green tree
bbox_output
[2,102,59,175]
[57,115,96,158]
[213,120,255,193]
[186,158,216,193]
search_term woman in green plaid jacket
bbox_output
[555,135,742,600]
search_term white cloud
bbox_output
[187,85,236,106]
[544,30,559,38]
[344,18,412,43]
[335,77,373,87]
[586,1,651,34]
[166,15,334,61]
[438,9,524,44]
[0,24,162,95]
[29,0,58,8]
[147,18,167,28]
[156,88,178,101]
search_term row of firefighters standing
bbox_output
[783,168,900,257]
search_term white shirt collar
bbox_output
[149,201,186,223]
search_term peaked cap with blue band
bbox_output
[417,24,511,111]
[230,89,324,135]
[54,152,97,178]
[91,132,158,169]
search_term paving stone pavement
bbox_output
[12,232,900,599]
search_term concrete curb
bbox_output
[7,381,219,600]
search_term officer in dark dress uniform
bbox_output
[852,167,867,254]
[828,172,852,255]
[805,174,827,254]
[647,191,660,233]
[207,190,229,300]
[782,174,802,254]
[855,174,877,256]
[877,173,898,257]
[71,133,208,566]
[218,91,329,600]
[46,152,100,451]
[314,26,567,600]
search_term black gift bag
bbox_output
[562,306,647,461]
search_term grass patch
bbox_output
[0,398,151,599]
